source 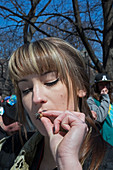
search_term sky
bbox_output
[0,0,103,62]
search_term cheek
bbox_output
[56,83,74,110]
[59,97,67,110]
[23,99,35,125]
[53,88,67,109]
[22,96,32,114]
[56,91,74,110]
[60,94,67,104]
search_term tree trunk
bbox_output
[72,0,104,73]
[102,0,113,79]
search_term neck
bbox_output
[40,136,56,170]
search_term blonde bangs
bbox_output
[9,41,67,82]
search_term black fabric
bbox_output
[0,131,113,170]
[3,102,18,120]
[83,143,113,170]
[0,131,34,170]
[95,73,112,83]
[31,139,113,170]
[30,137,44,170]
[0,126,7,140]
[30,138,113,170]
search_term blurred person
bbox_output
[0,95,21,138]
[87,73,113,146]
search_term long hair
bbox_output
[9,37,106,169]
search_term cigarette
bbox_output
[35,113,43,120]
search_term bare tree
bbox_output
[0,0,53,95]
[0,0,52,43]
[44,0,113,79]
[0,0,113,91]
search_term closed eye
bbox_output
[45,78,59,86]
[22,88,33,95]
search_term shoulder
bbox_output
[0,131,35,169]
[10,132,43,169]
[87,97,97,106]
[87,96,94,102]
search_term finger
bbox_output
[41,110,64,117]
[41,110,66,133]
[41,110,85,123]
[41,116,54,137]
[54,111,86,134]
[61,115,88,145]
[70,111,86,123]
[61,114,86,128]
[59,116,88,155]
[53,111,74,133]
[42,110,86,133]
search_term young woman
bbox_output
[7,37,113,169]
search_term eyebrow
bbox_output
[42,71,55,75]
[18,79,28,83]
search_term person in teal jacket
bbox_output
[87,73,113,146]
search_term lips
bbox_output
[35,110,55,123]
[38,109,47,113]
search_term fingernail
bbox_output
[53,126,55,134]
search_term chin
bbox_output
[34,121,48,136]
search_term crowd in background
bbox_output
[0,92,36,139]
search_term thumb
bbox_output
[41,117,54,137]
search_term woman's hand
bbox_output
[40,110,88,170]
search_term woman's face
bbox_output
[18,71,74,135]
[97,81,110,92]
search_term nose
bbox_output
[33,84,47,104]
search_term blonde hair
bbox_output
[9,37,89,110]
[9,37,106,169]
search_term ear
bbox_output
[77,89,86,98]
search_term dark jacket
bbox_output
[0,131,113,170]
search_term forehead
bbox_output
[97,81,110,86]
[18,71,57,82]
